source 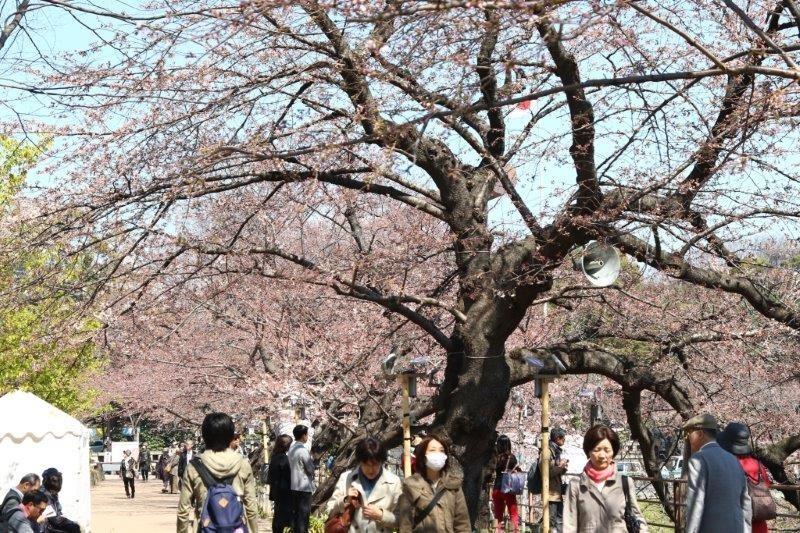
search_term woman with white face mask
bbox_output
[396,433,470,532]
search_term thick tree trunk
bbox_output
[435,331,512,524]
[758,434,800,511]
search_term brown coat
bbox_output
[396,472,471,533]
[563,471,649,533]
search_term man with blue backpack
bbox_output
[177,412,259,533]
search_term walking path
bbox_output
[90,478,272,532]
[91,478,178,532]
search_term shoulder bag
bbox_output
[413,487,447,528]
[325,473,361,533]
[747,464,777,522]
[500,455,526,495]
[621,475,641,533]
[324,497,357,533]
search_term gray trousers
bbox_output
[549,501,563,531]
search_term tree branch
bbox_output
[0,0,30,51]
[535,16,601,212]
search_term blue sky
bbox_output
[1,2,797,257]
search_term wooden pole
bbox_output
[400,374,412,478]
[540,379,551,533]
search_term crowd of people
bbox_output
[161,409,775,533]
[0,469,81,533]
[265,425,470,533]
[0,407,778,533]
[492,413,774,533]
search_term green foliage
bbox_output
[137,422,195,450]
[282,516,326,533]
[0,136,41,206]
[639,501,675,532]
[0,136,104,415]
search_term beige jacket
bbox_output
[563,471,649,533]
[176,449,258,533]
[169,453,181,476]
[325,468,403,532]
[396,472,471,533]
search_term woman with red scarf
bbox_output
[718,423,773,533]
[562,426,649,532]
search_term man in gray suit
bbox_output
[683,413,752,533]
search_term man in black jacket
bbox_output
[0,474,40,533]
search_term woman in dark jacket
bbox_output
[267,434,293,533]
[718,423,772,533]
[492,435,520,533]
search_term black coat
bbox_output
[266,452,291,501]
[0,488,22,532]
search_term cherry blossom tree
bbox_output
[15,0,800,519]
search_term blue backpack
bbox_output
[191,457,248,533]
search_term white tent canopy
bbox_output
[0,390,91,531]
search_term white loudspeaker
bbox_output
[581,241,620,287]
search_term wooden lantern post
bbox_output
[399,374,413,478]
[540,378,552,533]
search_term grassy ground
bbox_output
[639,501,675,532]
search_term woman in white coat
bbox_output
[325,437,402,533]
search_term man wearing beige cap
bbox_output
[682,413,751,533]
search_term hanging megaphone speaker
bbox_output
[581,241,620,287]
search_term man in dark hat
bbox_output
[718,423,774,533]
[547,428,568,532]
[682,414,751,533]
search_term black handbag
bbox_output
[621,476,641,533]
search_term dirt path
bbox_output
[91,478,179,532]
[90,478,272,532]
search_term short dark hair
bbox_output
[582,425,620,458]
[201,412,236,451]
[272,434,293,455]
[41,468,62,492]
[292,424,308,440]
[355,437,387,464]
[19,473,40,486]
[413,432,451,480]
[22,491,47,506]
